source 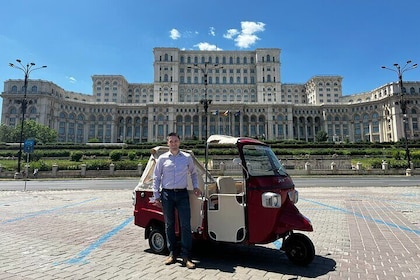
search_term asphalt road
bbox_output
[1,176,419,191]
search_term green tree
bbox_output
[23,120,58,144]
[0,124,15,142]
[0,120,58,144]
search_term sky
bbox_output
[1,0,420,117]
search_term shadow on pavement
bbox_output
[145,240,336,277]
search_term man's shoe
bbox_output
[164,255,177,265]
[182,259,196,269]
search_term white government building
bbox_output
[1,47,420,143]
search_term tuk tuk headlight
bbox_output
[288,190,299,204]
[261,192,281,208]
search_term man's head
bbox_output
[167,132,180,153]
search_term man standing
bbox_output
[152,132,202,269]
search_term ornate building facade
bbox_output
[2,47,420,143]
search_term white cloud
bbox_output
[169,28,181,40]
[223,29,239,39]
[67,76,76,83]
[209,27,216,36]
[224,21,265,48]
[235,34,260,48]
[193,42,222,51]
[241,21,265,35]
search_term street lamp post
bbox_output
[9,59,47,178]
[381,60,417,169]
[188,62,222,192]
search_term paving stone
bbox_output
[0,185,419,279]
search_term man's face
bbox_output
[167,135,180,150]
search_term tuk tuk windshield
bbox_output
[242,145,288,176]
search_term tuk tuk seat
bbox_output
[217,176,237,194]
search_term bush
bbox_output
[70,151,84,162]
[109,150,123,161]
[31,160,52,171]
[85,159,112,170]
[114,160,140,170]
[128,151,137,160]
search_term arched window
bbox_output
[29,107,37,114]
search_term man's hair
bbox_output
[167,132,180,139]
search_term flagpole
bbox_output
[230,112,232,136]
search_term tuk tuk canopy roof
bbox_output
[207,135,266,146]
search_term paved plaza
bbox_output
[0,181,419,279]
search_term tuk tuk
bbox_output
[133,135,315,265]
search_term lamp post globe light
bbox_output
[9,59,47,178]
[381,60,417,170]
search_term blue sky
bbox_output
[2,0,420,117]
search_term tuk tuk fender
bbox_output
[276,198,313,233]
[133,191,165,231]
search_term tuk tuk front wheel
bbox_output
[283,233,315,266]
[148,228,168,254]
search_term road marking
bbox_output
[301,198,420,236]
[59,216,134,265]
[1,198,98,224]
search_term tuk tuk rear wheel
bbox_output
[283,233,315,266]
[148,228,168,254]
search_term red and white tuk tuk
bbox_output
[133,135,315,265]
